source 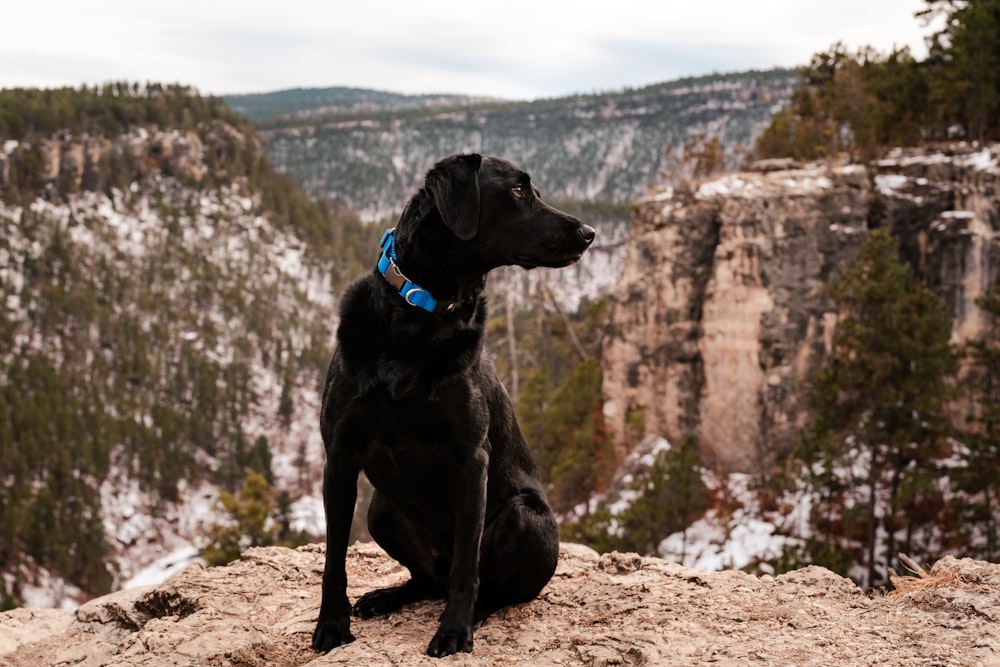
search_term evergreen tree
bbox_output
[274,490,310,548]
[800,229,957,587]
[956,285,1000,558]
[247,435,275,486]
[564,437,708,557]
[278,364,295,428]
[514,297,610,514]
[201,471,277,566]
[616,437,707,557]
[921,0,1000,141]
[756,0,1000,158]
[520,359,613,512]
[754,44,853,160]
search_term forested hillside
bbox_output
[0,83,631,610]
[239,69,798,219]
[226,87,497,120]
[0,84,381,607]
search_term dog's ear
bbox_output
[424,154,482,241]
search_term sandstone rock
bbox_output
[38,133,115,192]
[602,145,1000,472]
[21,126,222,198]
[2,542,999,666]
[0,608,74,656]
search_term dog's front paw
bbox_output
[426,622,473,657]
[353,587,405,618]
[311,617,355,653]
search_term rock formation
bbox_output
[602,145,1000,473]
[2,542,998,666]
[0,123,253,196]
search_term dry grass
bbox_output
[888,553,963,596]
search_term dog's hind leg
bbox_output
[353,491,445,618]
[474,488,559,620]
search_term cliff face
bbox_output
[601,145,1000,473]
[0,123,253,195]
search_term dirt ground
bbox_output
[1,542,998,666]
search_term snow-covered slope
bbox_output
[1,167,339,607]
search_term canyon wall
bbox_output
[601,146,1000,473]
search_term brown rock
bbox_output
[602,146,1000,472]
[2,542,998,666]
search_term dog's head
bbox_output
[420,154,595,271]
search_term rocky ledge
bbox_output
[1,543,998,666]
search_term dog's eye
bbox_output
[511,186,523,198]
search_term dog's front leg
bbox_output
[312,447,359,653]
[426,447,488,657]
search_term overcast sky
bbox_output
[1,0,935,100]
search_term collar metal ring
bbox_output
[404,288,426,306]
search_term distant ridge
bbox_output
[225,86,502,121]
[235,68,799,219]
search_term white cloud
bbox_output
[0,0,933,99]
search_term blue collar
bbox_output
[377,228,454,314]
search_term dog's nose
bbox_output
[578,225,596,246]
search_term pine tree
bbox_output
[619,437,707,557]
[755,1,1000,158]
[274,490,309,548]
[278,366,295,428]
[957,286,1000,558]
[200,471,278,566]
[247,435,274,485]
[922,0,1000,141]
[801,229,957,587]
[540,359,613,512]
[564,437,708,557]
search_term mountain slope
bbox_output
[226,87,498,121]
[247,70,798,219]
[0,86,377,607]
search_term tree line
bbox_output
[755,0,1000,161]
[0,83,234,139]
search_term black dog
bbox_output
[311,154,595,657]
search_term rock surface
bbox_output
[0,123,254,195]
[2,542,998,666]
[602,145,1000,472]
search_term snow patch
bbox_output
[965,148,998,171]
[121,546,204,590]
[658,472,806,573]
[875,174,909,195]
[6,566,83,611]
[290,495,326,536]
[941,210,975,219]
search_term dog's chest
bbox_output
[363,433,456,508]
[348,390,485,510]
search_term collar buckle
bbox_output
[377,228,446,314]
